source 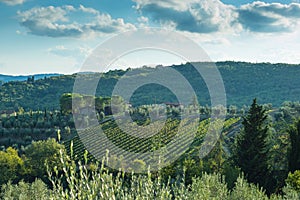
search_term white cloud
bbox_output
[133,0,300,34]
[17,5,136,38]
[137,16,149,28]
[238,1,300,32]
[137,16,149,23]
[78,4,98,14]
[133,0,239,33]
[0,0,25,6]
[134,0,195,11]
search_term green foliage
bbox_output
[132,159,146,172]
[286,170,300,192]
[59,93,74,114]
[64,118,184,163]
[3,98,300,198]
[0,147,24,185]
[202,138,226,174]
[288,119,300,172]
[234,99,271,191]
[0,150,299,199]
[230,175,268,200]
[24,138,66,179]
[0,110,76,148]
[1,179,50,200]
[129,106,152,126]
[280,184,300,199]
[223,162,241,189]
[188,173,228,199]
[0,74,76,111]
[60,93,112,114]
[45,152,299,199]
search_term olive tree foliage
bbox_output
[1,179,50,200]
[1,156,298,200]
[24,138,66,179]
[45,152,299,199]
[286,170,300,192]
[0,147,24,185]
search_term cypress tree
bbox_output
[288,119,300,173]
[235,98,270,189]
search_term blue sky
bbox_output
[1,0,300,75]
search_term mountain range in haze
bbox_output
[0,73,61,84]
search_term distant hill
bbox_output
[0,61,300,111]
[0,73,61,84]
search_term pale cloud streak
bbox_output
[0,0,25,6]
[47,45,92,58]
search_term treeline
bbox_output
[59,93,129,116]
[0,109,76,148]
[1,62,300,111]
[0,73,60,83]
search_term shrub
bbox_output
[1,179,50,200]
[286,170,300,192]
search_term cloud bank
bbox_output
[238,1,300,32]
[17,5,136,38]
[134,0,300,33]
[134,0,238,33]
[16,1,300,38]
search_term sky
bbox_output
[1,0,300,75]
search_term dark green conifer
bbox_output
[288,119,300,173]
[235,98,270,189]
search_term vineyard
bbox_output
[64,116,241,171]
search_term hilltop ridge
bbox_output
[0,61,299,111]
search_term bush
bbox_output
[187,173,228,199]
[24,138,66,180]
[1,179,50,200]
[230,176,268,200]
[286,170,300,192]
[0,147,24,185]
